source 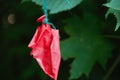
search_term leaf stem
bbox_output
[103,54,120,80]
[104,35,120,39]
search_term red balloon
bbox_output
[28,15,61,80]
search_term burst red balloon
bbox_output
[28,15,61,80]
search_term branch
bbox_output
[103,54,120,80]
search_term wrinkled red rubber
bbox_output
[28,15,61,80]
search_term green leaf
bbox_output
[106,9,120,31]
[104,0,120,10]
[21,0,32,3]
[61,14,113,79]
[22,0,82,14]
[104,0,120,31]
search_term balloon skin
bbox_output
[28,15,61,80]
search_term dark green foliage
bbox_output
[0,0,120,80]
[61,14,113,79]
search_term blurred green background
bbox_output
[0,0,120,80]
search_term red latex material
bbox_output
[28,15,61,80]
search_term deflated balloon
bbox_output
[28,15,61,80]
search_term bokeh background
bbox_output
[0,0,120,80]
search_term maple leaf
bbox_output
[104,0,120,31]
[22,0,82,14]
[61,14,113,79]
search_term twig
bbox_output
[103,54,120,80]
[104,35,120,39]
